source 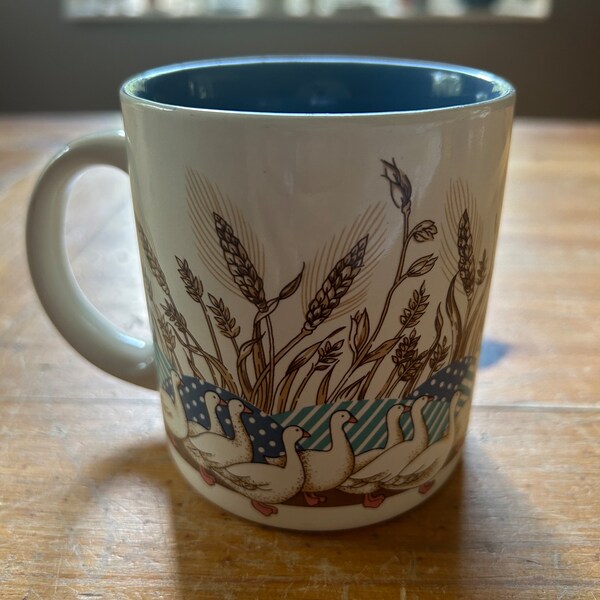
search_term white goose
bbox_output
[339,394,433,507]
[300,410,358,506]
[187,398,253,485]
[220,425,310,517]
[161,370,225,439]
[266,410,357,506]
[384,391,462,494]
[189,391,225,437]
[336,402,410,506]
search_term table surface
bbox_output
[1,115,599,599]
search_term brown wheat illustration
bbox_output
[304,235,368,332]
[327,159,441,403]
[288,338,344,411]
[208,294,241,343]
[137,220,238,394]
[457,210,475,301]
[143,163,493,413]
[250,234,368,410]
[176,257,203,303]
[138,225,169,294]
[213,213,268,312]
[430,335,450,373]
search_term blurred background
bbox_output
[1,0,598,116]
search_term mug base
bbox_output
[167,437,462,531]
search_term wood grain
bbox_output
[0,116,599,599]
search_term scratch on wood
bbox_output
[53,557,62,597]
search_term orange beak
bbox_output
[243,405,253,415]
[348,414,358,424]
[402,404,412,414]
[218,398,227,407]
[301,428,311,439]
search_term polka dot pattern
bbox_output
[160,374,286,463]
[160,357,473,463]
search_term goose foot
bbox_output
[418,480,435,494]
[363,492,385,508]
[251,500,278,516]
[304,492,327,506]
[199,466,216,486]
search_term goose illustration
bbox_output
[384,391,462,494]
[161,370,225,439]
[336,402,410,506]
[219,426,310,517]
[187,398,253,486]
[339,394,434,508]
[266,410,357,506]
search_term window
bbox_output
[65,0,552,20]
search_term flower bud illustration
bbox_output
[381,158,412,215]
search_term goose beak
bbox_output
[218,398,228,407]
[402,404,412,414]
[242,405,253,414]
[348,414,358,424]
[301,428,311,439]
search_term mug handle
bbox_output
[26,130,157,389]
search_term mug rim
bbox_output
[120,55,516,118]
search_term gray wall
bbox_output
[1,0,599,117]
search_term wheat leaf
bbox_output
[337,375,368,402]
[445,274,463,360]
[278,264,304,300]
[317,368,335,405]
[363,338,398,363]
[286,340,323,374]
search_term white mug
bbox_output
[27,57,515,530]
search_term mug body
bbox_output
[120,57,515,530]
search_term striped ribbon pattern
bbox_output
[273,357,475,452]
[157,347,475,457]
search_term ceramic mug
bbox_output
[27,57,515,531]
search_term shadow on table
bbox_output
[479,337,511,369]
[64,429,558,598]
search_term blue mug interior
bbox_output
[123,58,514,115]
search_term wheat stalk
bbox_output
[213,212,267,312]
[476,249,488,285]
[137,224,169,295]
[429,335,450,373]
[157,313,176,352]
[400,282,430,329]
[392,329,422,382]
[354,282,429,400]
[457,210,475,300]
[176,257,203,303]
[289,338,344,410]
[316,339,344,369]
[304,235,368,332]
[208,294,240,341]
[161,298,187,334]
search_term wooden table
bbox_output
[1,115,599,599]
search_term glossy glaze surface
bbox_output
[122,57,515,114]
